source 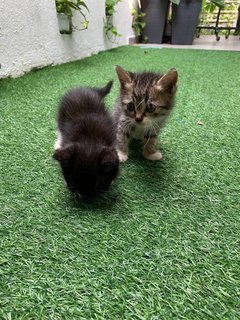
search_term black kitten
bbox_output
[53,80,119,198]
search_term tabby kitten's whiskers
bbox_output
[112,65,178,162]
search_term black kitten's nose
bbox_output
[79,190,97,199]
[75,192,94,200]
[81,192,97,200]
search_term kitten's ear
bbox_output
[156,68,178,93]
[115,65,132,85]
[53,144,75,162]
[97,80,113,98]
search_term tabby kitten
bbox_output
[112,65,178,162]
[53,80,119,198]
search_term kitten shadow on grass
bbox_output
[62,182,122,214]
[125,139,176,197]
[56,140,176,213]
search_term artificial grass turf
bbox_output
[1,46,240,319]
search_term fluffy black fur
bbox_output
[53,81,119,198]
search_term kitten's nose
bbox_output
[135,116,142,123]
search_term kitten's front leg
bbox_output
[143,136,162,161]
[116,131,129,162]
[54,130,63,150]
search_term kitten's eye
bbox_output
[127,102,135,112]
[146,104,156,113]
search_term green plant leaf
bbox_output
[82,20,89,29]
[204,3,216,13]
[77,0,89,12]
[68,3,79,10]
[170,0,181,5]
[139,22,146,28]
[211,0,225,9]
[107,8,115,15]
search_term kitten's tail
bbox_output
[97,80,113,98]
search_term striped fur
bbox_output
[112,65,178,162]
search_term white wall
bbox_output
[0,0,135,78]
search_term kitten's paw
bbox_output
[117,150,128,162]
[144,151,162,161]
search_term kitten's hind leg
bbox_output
[143,136,162,161]
[145,152,162,161]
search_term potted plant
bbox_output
[104,0,122,42]
[131,4,147,43]
[140,0,225,44]
[171,0,225,45]
[55,0,89,34]
[140,0,169,44]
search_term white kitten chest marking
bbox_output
[54,130,63,150]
